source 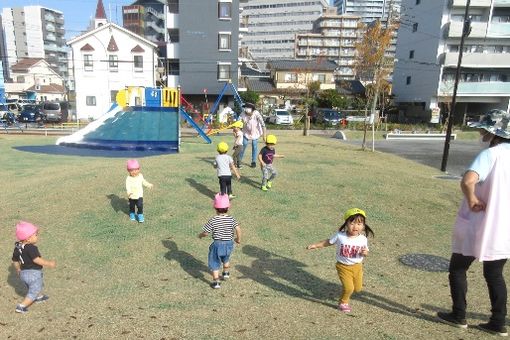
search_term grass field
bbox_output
[0,132,505,339]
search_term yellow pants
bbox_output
[336,262,363,304]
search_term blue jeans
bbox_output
[208,240,234,271]
[20,269,44,301]
[240,137,259,164]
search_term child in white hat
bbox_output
[198,194,241,289]
[12,221,56,314]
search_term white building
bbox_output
[67,18,158,120]
[0,6,68,80]
[296,8,361,79]
[5,58,65,102]
[333,0,400,24]
[393,0,510,122]
[241,0,329,62]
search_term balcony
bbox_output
[448,21,488,38]
[488,22,510,36]
[444,52,510,67]
[440,81,510,95]
[167,13,178,29]
[452,0,491,6]
[166,43,179,59]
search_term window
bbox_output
[218,1,232,20]
[406,76,412,85]
[109,55,118,72]
[134,55,143,71]
[313,73,326,83]
[409,50,415,59]
[412,23,418,32]
[16,76,25,83]
[86,96,96,106]
[84,54,93,71]
[110,90,117,102]
[218,32,232,50]
[217,63,231,80]
[284,73,298,82]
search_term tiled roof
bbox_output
[336,80,365,95]
[11,58,44,72]
[267,59,338,71]
[240,64,270,77]
[26,83,65,94]
[245,78,275,93]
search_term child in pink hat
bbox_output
[126,159,154,223]
[11,221,56,314]
[198,194,241,289]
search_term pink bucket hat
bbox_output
[16,221,39,241]
[213,193,230,209]
[126,159,140,170]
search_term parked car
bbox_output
[267,109,294,125]
[312,108,344,125]
[18,104,45,123]
[41,101,62,122]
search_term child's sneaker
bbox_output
[210,281,221,289]
[34,295,49,303]
[138,214,144,223]
[250,162,257,168]
[228,194,236,199]
[15,305,28,314]
[338,303,351,313]
[129,213,136,221]
[222,271,230,280]
[477,323,508,336]
[266,181,272,189]
[261,185,268,191]
[437,312,468,329]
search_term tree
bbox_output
[354,19,397,150]
[240,90,260,106]
[316,89,349,109]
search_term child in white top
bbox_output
[213,142,240,199]
[126,159,154,223]
[307,208,374,313]
[232,121,244,169]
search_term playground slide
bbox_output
[56,103,121,145]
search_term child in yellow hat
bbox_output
[258,134,284,191]
[214,142,240,199]
[307,208,374,313]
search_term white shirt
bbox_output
[329,231,368,265]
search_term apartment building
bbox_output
[295,8,361,79]
[393,0,510,122]
[121,0,242,103]
[0,6,68,81]
[240,0,329,61]
[333,0,400,24]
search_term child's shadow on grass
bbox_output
[237,245,338,309]
[197,157,216,166]
[240,176,260,189]
[185,178,216,199]
[106,194,129,215]
[7,265,26,297]
[162,239,210,284]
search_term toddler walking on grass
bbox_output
[258,134,284,191]
[198,194,241,289]
[307,208,374,313]
[12,221,56,314]
[214,142,240,199]
[126,159,154,223]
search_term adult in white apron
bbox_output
[438,109,510,336]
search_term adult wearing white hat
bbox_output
[438,109,510,336]
[239,102,266,168]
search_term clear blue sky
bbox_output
[3,0,133,39]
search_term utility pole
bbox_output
[441,0,471,172]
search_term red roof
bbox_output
[11,58,44,72]
[107,36,119,52]
[80,43,95,51]
[131,45,145,53]
[27,83,65,94]
[95,0,107,19]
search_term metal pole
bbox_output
[441,0,471,172]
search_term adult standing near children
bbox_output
[239,102,266,168]
[437,109,510,337]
